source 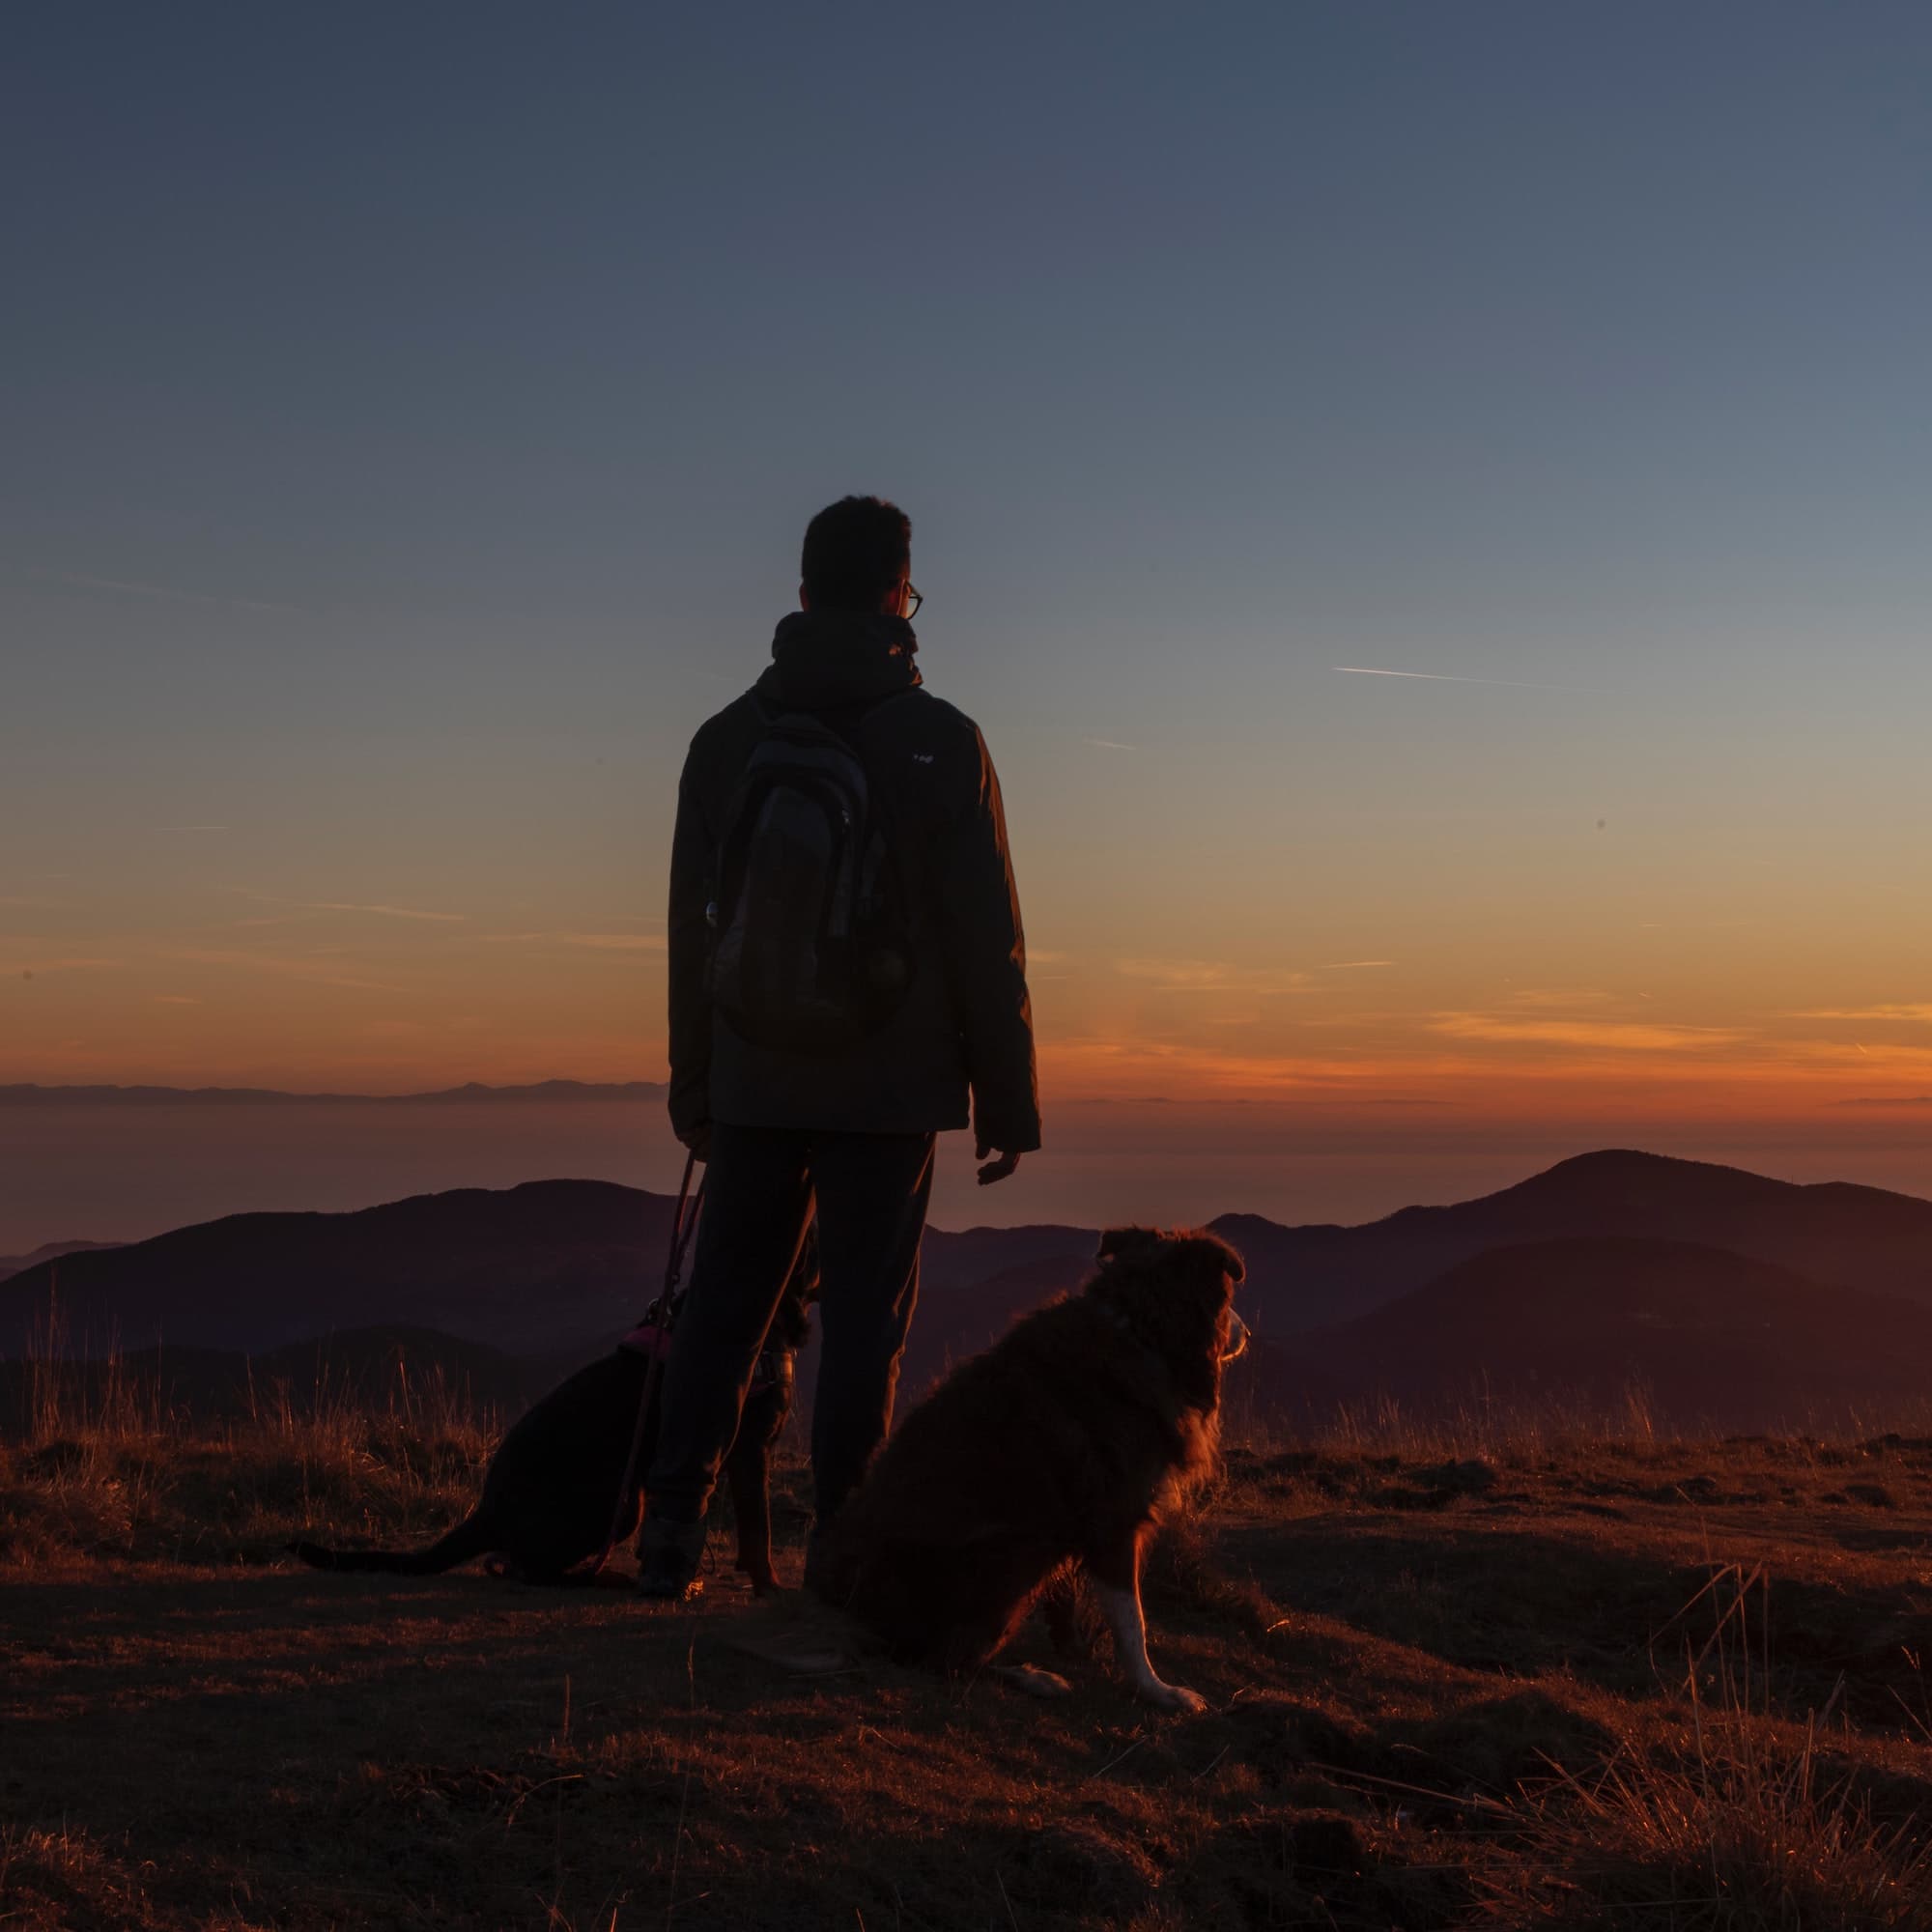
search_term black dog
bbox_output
[293,1238,817,1590]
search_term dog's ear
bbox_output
[1096,1226,1166,1266]
[1178,1233,1244,1304]
[1210,1235,1246,1287]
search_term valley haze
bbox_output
[8,1080,1932,1258]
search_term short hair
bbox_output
[801,496,912,612]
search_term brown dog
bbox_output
[810,1226,1246,1711]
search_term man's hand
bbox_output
[976,1138,1022,1186]
[679,1122,712,1162]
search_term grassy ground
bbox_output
[4,1385,1932,1930]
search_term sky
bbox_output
[6,4,1932,1184]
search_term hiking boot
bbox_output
[801,1520,842,1603]
[635,1515,707,1602]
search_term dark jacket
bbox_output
[668,611,1041,1152]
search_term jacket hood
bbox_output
[757,611,922,711]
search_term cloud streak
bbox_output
[235,894,466,924]
[1335,666,1605,695]
[1789,1004,1932,1024]
[482,931,666,952]
[1430,1012,1742,1051]
[1117,957,1313,996]
[307,901,467,923]
[164,948,399,993]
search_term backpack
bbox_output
[705,700,914,1052]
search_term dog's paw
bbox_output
[1139,1678,1208,1715]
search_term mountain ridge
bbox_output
[1215,1147,1932,1327]
[1261,1234,1932,1428]
[0,1239,120,1281]
[9,1149,1932,1378]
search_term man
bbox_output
[639,495,1040,1600]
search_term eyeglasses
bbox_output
[902,582,923,620]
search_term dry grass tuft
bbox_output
[1,1326,493,1568]
[1498,1564,1932,1929]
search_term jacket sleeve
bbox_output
[939,729,1042,1152]
[666,744,715,1145]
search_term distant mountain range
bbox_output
[0,1179,678,1358]
[0,1080,666,1106]
[1218,1148,1932,1325]
[0,1239,120,1282]
[1263,1236,1932,1429]
[9,1149,1932,1431]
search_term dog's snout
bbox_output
[1221,1311,1250,1364]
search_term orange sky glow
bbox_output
[12,893,1932,1132]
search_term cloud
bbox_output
[1117,958,1313,996]
[1080,737,1140,753]
[1429,1012,1742,1051]
[156,824,229,834]
[1335,665,1605,695]
[306,901,466,923]
[1318,959,1394,971]
[1788,1004,1932,1024]
[153,994,202,1006]
[228,891,466,925]
[164,948,398,993]
[1503,987,1619,1011]
[481,931,667,952]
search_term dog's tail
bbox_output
[290,1511,494,1576]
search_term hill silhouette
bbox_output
[11,1151,1932,1432]
[0,1180,682,1358]
[1254,1236,1932,1429]
[0,1183,1103,1363]
[1221,1148,1932,1328]
[0,1239,118,1282]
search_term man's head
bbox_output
[800,496,914,616]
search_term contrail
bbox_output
[1335,666,1604,695]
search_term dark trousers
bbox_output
[644,1123,936,1527]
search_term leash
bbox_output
[574,1150,705,1581]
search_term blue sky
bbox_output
[6,4,1932,1135]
